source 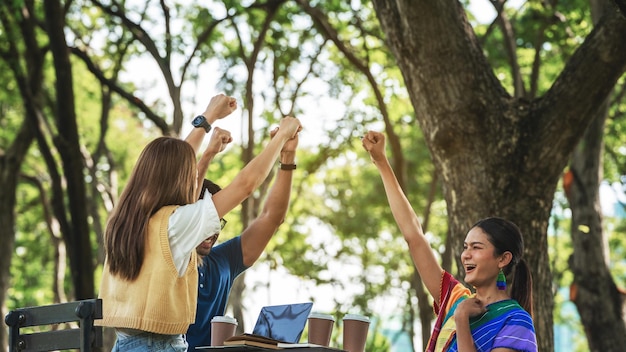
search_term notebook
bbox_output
[251,302,313,343]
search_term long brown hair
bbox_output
[104,137,197,280]
[472,217,534,317]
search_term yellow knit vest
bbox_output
[97,205,199,334]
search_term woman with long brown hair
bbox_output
[98,96,301,351]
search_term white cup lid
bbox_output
[308,312,335,321]
[343,314,370,323]
[211,315,238,325]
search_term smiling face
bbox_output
[196,232,220,257]
[461,227,509,289]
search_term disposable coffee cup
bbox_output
[342,314,370,352]
[210,315,238,346]
[307,312,335,346]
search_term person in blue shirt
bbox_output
[186,126,299,350]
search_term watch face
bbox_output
[192,115,211,132]
[192,116,205,126]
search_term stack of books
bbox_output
[223,333,334,350]
[223,334,282,349]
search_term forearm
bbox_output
[240,164,293,265]
[240,137,288,186]
[185,95,234,153]
[195,151,217,199]
[197,151,217,178]
[260,159,293,223]
[376,157,443,299]
[376,159,423,237]
[185,128,206,154]
[262,150,296,221]
[212,135,289,217]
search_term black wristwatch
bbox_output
[192,115,212,133]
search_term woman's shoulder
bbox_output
[500,300,535,328]
[495,303,537,351]
[152,205,179,219]
[485,299,533,326]
[171,197,214,218]
[491,299,531,314]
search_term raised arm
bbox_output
[211,117,301,218]
[361,131,444,302]
[194,127,233,199]
[239,128,298,266]
[185,94,237,153]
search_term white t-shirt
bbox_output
[167,190,221,276]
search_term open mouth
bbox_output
[202,234,218,247]
[464,264,477,273]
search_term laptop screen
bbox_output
[251,302,313,343]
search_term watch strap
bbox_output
[279,162,297,170]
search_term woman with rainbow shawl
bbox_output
[361,131,537,352]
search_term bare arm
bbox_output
[211,117,301,218]
[240,128,298,266]
[194,127,233,199]
[362,131,444,302]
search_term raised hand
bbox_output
[270,127,299,154]
[361,131,386,163]
[455,297,487,321]
[204,127,233,155]
[275,116,302,139]
[203,94,237,123]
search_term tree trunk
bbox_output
[44,0,95,299]
[230,273,247,335]
[0,1,45,348]
[0,124,36,352]
[226,5,281,332]
[370,1,626,351]
[566,2,626,350]
[567,95,626,352]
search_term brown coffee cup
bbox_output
[342,314,370,352]
[210,315,238,346]
[307,312,335,346]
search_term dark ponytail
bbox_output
[511,258,533,317]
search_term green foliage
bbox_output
[365,317,393,352]
[474,0,593,97]
[0,87,24,148]
[9,183,57,309]
[3,1,626,351]
[604,75,626,184]
[606,217,626,289]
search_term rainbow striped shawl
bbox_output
[426,271,537,352]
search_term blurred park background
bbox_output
[1,0,625,351]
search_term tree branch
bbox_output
[91,0,178,98]
[534,9,626,162]
[70,46,171,133]
[295,0,405,188]
[489,0,526,97]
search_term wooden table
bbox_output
[196,345,345,351]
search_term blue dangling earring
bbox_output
[497,269,506,290]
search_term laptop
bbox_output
[251,302,313,343]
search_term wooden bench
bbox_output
[5,298,103,351]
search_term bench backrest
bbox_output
[4,298,103,351]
